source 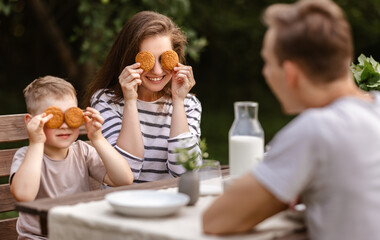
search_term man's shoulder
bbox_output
[274,108,331,144]
[304,94,380,122]
[285,94,380,140]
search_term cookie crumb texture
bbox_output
[44,106,64,128]
[64,107,84,128]
[135,51,155,71]
[161,50,179,70]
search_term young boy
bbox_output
[10,76,134,239]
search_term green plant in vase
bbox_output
[175,138,209,171]
[351,54,380,91]
[174,138,209,205]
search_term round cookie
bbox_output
[135,51,155,71]
[44,106,64,128]
[64,107,84,128]
[161,50,179,71]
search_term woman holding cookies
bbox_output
[84,11,201,183]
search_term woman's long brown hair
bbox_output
[83,11,187,107]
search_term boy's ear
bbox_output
[24,114,32,125]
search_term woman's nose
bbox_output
[151,60,163,74]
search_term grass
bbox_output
[0,211,18,220]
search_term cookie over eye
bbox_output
[64,107,84,128]
[135,51,155,71]
[161,50,179,71]
[44,106,64,128]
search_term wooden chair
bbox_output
[0,113,99,240]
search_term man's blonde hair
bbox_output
[23,76,77,114]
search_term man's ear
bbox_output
[283,60,299,88]
[24,114,32,125]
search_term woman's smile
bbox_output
[146,76,165,82]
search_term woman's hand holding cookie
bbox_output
[119,63,143,101]
[83,107,104,141]
[172,63,196,101]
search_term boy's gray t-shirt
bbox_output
[10,140,106,240]
[253,92,380,240]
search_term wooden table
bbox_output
[15,169,308,239]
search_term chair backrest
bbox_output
[0,113,98,239]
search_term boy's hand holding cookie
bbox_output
[83,107,104,141]
[26,113,53,144]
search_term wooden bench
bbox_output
[0,113,99,240]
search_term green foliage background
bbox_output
[2,0,380,165]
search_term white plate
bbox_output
[105,190,190,217]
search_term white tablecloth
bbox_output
[48,188,304,240]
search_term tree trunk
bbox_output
[27,0,94,95]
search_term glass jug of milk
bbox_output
[229,101,264,178]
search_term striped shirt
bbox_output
[91,89,202,183]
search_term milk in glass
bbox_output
[228,102,264,178]
[229,136,264,177]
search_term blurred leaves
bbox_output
[72,0,207,68]
[175,138,208,171]
[338,0,380,55]
[351,54,380,91]
[0,0,14,16]
[0,2,11,16]
[2,0,380,163]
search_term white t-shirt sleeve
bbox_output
[253,112,320,204]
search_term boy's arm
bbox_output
[10,113,51,202]
[91,135,134,186]
[202,173,287,235]
[84,108,134,186]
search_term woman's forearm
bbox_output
[170,99,190,138]
[92,136,134,186]
[116,100,144,158]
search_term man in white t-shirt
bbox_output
[203,0,380,239]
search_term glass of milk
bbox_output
[198,160,223,196]
[228,102,264,178]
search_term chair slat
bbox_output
[0,114,28,143]
[0,184,17,213]
[0,217,18,240]
[0,149,18,178]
